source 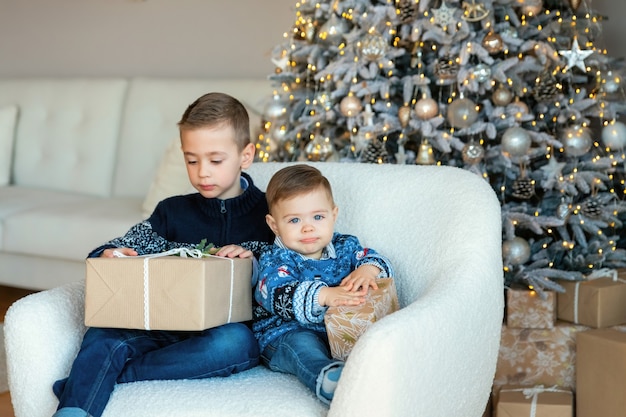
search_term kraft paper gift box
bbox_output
[506,288,556,329]
[495,385,573,417]
[494,322,589,390]
[576,328,626,417]
[324,277,399,361]
[85,253,252,331]
[557,277,626,328]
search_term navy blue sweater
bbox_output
[88,172,274,258]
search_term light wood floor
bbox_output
[1,285,39,417]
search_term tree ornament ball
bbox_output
[264,100,285,120]
[520,0,543,15]
[359,32,388,61]
[562,125,592,157]
[318,13,349,45]
[502,237,531,265]
[482,31,504,54]
[600,71,621,94]
[339,96,363,117]
[569,0,581,11]
[601,121,626,149]
[305,139,334,162]
[462,141,485,164]
[447,97,479,128]
[414,97,439,120]
[501,126,532,157]
[492,86,513,106]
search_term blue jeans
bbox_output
[261,328,343,404]
[53,323,259,417]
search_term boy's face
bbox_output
[266,186,338,260]
[180,124,254,200]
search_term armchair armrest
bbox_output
[5,281,87,417]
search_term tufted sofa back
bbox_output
[0,77,271,198]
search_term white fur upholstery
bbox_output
[5,162,504,417]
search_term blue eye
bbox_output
[314,214,324,221]
[288,218,300,224]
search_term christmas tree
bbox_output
[256,0,626,292]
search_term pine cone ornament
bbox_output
[396,0,419,23]
[533,70,561,102]
[435,55,459,81]
[511,178,535,199]
[362,139,389,164]
[580,196,603,218]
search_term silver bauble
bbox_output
[318,13,349,44]
[447,97,479,128]
[414,97,439,120]
[473,64,492,83]
[462,141,485,164]
[501,126,532,157]
[359,32,388,61]
[502,237,531,265]
[601,121,626,149]
[556,202,571,221]
[339,95,363,117]
[492,86,514,106]
[600,71,621,94]
[305,139,334,162]
[264,99,286,120]
[562,125,592,157]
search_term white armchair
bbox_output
[5,162,503,417]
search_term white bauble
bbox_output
[414,97,439,120]
[501,126,532,157]
[601,121,626,149]
[502,237,531,265]
[562,125,592,157]
[447,97,479,128]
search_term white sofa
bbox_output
[0,77,273,290]
[5,161,504,417]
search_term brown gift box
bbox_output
[494,322,589,390]
[495,385,573,417]
[576,329,626,417]
[506,288,556,329]
[557,277,626,328]
[324,277,399,361]
[85,254,252,331]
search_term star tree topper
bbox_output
[559,38,593,73]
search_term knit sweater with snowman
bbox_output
[252,232,394,352]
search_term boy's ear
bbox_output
[265,214,279,235]
[241,143,255,169]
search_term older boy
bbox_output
[52,92,274,417]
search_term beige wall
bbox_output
[0,0,624,79]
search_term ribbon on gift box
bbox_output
[500,385,572,417]
[112,248,235,330]
[572,268,626,323]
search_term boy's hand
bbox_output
[101,248,137,258]
[318,286,367,307]
[215,244,253,259]
[340,264,380,292]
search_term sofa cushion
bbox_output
[113,77,272,198]
[0,104,18,186]
[2,196,142,261]
[0,78,128,197]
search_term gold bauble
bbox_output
[305,139,334,162]
[414,97,439,120]
[359,32,388,61]
[398,105,411,127]
[492,85,513,106]
[339,95,363,117]
[482,31,504,55]
[569,0,581,11]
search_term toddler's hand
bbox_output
[318,286,367,307]
[101,248,137,258]
[216,244,253,259]
[340,264,380,292]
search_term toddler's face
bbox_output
[180,125,253,200]
[266,187,338,259]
